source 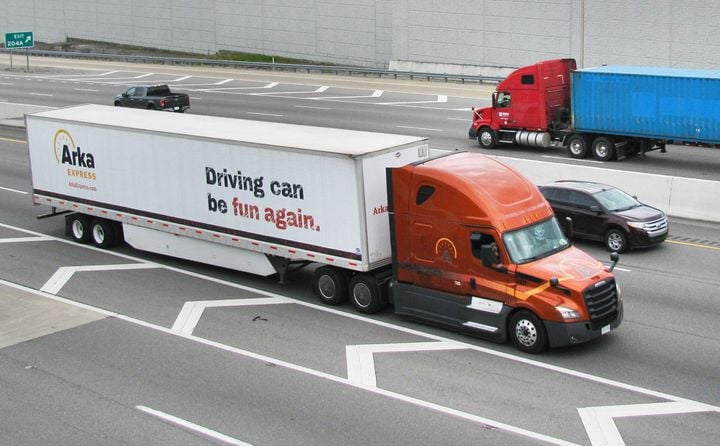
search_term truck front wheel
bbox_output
[566,134,589,158]
[313,266,348,305]
[477,127,497,149]
[592,137,615,161]
[349,274,383,314]
[509,310,548,354]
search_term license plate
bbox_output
[601,324,611,335]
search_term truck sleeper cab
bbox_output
[387,152,622,353]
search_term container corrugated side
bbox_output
[572,69,720,144]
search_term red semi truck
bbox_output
[469,58,720,161]
[27,105,622,353]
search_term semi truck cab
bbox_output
[387,152,622,353]
[469,58,576,150]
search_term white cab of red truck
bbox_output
[26,103,429,280]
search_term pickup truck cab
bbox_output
[114,85,190,112]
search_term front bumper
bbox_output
[629,228,668,249]
[468,123,478,139]
[544,302,624,348]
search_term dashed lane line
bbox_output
[136,405,253,446]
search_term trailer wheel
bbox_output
[592,137,615,161]
[91,219,118,249]
[349,274,383,314]
[68,214,92,244]
[477,126,497,149]
[313,266,348,305]
[509,310,548,354]
[566,134,589,158]
[605,228,628,253]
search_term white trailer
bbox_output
[26,104,429,294]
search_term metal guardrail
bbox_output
[0,48,504,84]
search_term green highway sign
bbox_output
[5,31,34,49]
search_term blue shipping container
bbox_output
[571,65,720,144]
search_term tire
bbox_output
[90,219,117,249]
[114,101,121,107]
[68,214,92,244]
[592,136,615,161]
[147,103,156,110]
[509,310,548,354]
[313,266,348,305]
[566,134,589,158]
[605,228,628,253]
[349,274,383,314]
[477,126,497,149]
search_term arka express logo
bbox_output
[53,129,97,181]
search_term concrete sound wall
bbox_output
[497,157,720,223]
[3,1,720,71]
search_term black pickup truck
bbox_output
[114,85,190,112]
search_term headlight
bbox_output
[627,221,646,229]
[556,305,581,320]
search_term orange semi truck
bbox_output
[386,152,622,353]
[27,106,621,353]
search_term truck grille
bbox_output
[583,279,618,330]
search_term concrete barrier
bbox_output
[497,156,720,223]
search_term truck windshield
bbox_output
[502,217,570,264]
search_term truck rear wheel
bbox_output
[68,214,92,244]
[313,266,348,305]
[91,219,118,249]
[509,310,548,354]
[349,274,383,314]
[592,136,615,161]
[566,134,589,158]
[477,127,497,149]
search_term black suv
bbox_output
[539,181,668,252]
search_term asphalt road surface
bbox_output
[1,56,719,445]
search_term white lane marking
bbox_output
[136,405,252,446]
[1,277,578,446]
[28,92,53,97]
[541,155,605,164]
[0,100,54,108]
[312,89,383,99]
[0,82,13,85]
[171,75,191,82]
[315,86,329,92]
[74,88,99,92]
[578,402,718,446]
[216,78,233,85]
[172,297,294,334]
[194,81,278,92]
[2,222,718,445]
[395,125,443,132]
[448,117,470,121]
[246,112,283,117]
[0,186,28,194]
[378,94,447,105]
[346,342,464,388]
[37,70,120,78]
[40,263,160,294]
[133,73,154,79]
[0,236,52,243]
[294,105,331,110]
